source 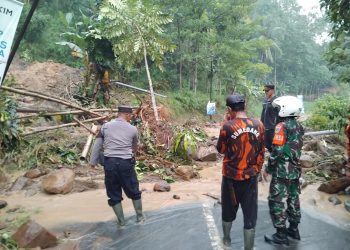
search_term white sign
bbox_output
[0,0,24,84]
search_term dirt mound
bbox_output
[7,59,82,97]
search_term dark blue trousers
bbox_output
[104,157,141,206]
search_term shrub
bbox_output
[306,94,349,132]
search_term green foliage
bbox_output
[5,132,79,169]
[1,233,18,250]
[135,160,149,180]
[168,90,209,114]
[253,0,334,94]
[172,128,201,160]
[98,0,175,70]
[306,94,349,132]
[320,0,350,38]
[0,93,20,152]
[153,168,175,183]
[140,125,157,155]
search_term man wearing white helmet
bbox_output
[263,96,304,246]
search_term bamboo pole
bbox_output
[0,86,102,118]
[110,81,167,98]
[73,118,97,134]
[17,108,118,119]
[80,124,98,161]
[22,116,107,136]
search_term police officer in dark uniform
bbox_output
[261,85,279,152]
[90,105,144,226]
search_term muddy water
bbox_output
[1,124,349,230]
[1,163,349,231]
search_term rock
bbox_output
[0,168,8,187]
[0,200,7,209]
[345,186,350,195]
[12,220,57,249]
[318,177,350,194]
[7,207,20,213]
[9,177,32,191]
[299,178,308,189]
[299,154,314,168]
[25,189,38,197]
[175,166,195,181]
[42,168,75,194]
[193,146,218,161]
[0,221,7,230]
[173,194,180,199]
[24,169,45,179]
[345,200,350,213]
[153,181,171,192]
[328,195,342,205]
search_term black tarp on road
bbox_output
[68,201,349,250]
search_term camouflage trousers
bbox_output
[268,177,301,228]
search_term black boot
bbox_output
[287,222,300,240]
[264,228,289,246]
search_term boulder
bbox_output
[175,166,195,181]
[12,220,57,249]
[42,168,75,194]
[299,154,314,168]
[328,195,342,205]
[345,200,350,213]
[194,146,218,161]
[0,200,7,209]
[24,169,46,179]
[318,177,350,194]
[153,181,171,192]
[9,177,32,192]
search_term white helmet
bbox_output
[272,96,303,117]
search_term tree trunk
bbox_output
[142,41,159,122]
[179,59,183,89]
[194,60,198,94]
[274,50,277,85]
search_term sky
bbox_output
[297,0,321,14]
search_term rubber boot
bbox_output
[222,221,232,249]
[244,228,255,250]
[264,228,289,246]
[132,199,145,223]
[287,222,300,240]
[112,203,126,226]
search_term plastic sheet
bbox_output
[58,201,350,249]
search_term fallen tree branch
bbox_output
[80,124,98,161]
[22,116,107,136]
[0,86,102,118]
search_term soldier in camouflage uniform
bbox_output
[263,96,304,246]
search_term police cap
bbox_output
[264,84,275,90]
[118,105,133,113]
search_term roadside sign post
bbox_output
[0,0,24,84]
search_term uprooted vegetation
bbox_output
[0,65,211,187]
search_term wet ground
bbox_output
[51,201,350,250]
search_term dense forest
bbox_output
[12,0,347,101]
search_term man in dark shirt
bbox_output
[261,84,279,152]
[90,105,144,226]
[217,94,265,250]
